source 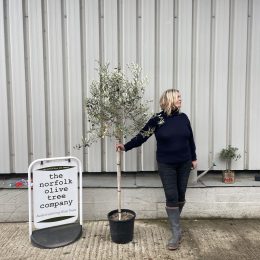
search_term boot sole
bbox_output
[168,245,179,250]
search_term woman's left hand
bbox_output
[191,160,198,169]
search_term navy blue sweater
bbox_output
[124,111,197,164]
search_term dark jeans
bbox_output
[158,160,192,207]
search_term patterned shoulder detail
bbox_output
[140,112,165,138]
[154,112,165,126]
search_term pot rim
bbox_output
[107,209,136,222]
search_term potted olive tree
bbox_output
[219,145,241,184]
[77,63,150,243]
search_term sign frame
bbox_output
[28,156,83,240]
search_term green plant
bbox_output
[219,145,241,172]
[76,62,150,219]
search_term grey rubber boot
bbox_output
[178,201,185,243]
[165,207,181,250]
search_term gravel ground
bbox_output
[0,219,259,260]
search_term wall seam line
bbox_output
[3,0,15,172]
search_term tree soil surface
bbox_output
[109,211,135,221]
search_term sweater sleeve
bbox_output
[124,115,158,152]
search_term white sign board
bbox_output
[28,157,82,231]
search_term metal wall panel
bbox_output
[65,0,83,164]
[8,0,28,172]
[248,0,260,169]
[141,0,157,171]
[212,0,230,169]
[84,0,102,172]
[46,0,65,157]
[0,0,260,173]
[177,0,192,117]
[159,0,174,96]
[229,0,248,170]
[122,0,138,172]
[103,0,118,172]
[194,0,211,170]
[27,0,47,162]
[0,0,10,173]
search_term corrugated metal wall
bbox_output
[0,0,260,173]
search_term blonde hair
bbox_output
[159,89,180,116]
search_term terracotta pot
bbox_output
[222,170,235,184]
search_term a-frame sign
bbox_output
[28,156,83,248]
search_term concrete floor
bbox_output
[0,219,259,260]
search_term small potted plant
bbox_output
[219,145,241,184]
[76,62,150,243]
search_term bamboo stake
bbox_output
[116,139,122,220]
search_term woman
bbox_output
[116,89,197,250]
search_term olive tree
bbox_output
[77,63,150,220]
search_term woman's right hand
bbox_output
[116,143,125,151]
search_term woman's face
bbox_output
[174,93,182,109]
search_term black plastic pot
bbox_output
[107,209,136,244]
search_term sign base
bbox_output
[31,223,82,249]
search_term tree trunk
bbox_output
[227,159,231,172]
[116,138,122,220]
